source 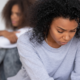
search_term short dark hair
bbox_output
[28,0,80,43]
[2,0,36,29]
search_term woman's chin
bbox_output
[12,25,18,27]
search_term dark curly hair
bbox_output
[2,0,36,30]
[28,0,80,43]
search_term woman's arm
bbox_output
[0,30,19,44]
[0,30,5,36]
[0,28,30,48]
[71,39,80,80]
[17,35,54,80]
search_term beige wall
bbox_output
[0,0,8,30]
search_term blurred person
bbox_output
[0,0,36,80]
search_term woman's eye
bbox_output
[57,30,63,33]
[70,30,76,32]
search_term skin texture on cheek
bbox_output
[48,27,62,48]
[50,27,59,43]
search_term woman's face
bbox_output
[48,17,78,46]
[11,4,23,28]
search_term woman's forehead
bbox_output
[11,4,21,13]
[51,17,78,30]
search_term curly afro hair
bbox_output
[28,0,80,43]
[2,0,36,30]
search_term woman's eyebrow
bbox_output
[57,26,66,31]
[57,26,78,31]
[71,27,78,30]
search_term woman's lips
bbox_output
[12,21,16,24]
[60,42,68,45]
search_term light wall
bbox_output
[0,0,8,30]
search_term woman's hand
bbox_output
[0,30,20,44]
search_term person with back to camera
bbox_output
[0,0,36,80]
[9,0,80,80]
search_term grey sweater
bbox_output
[8,30,80,80]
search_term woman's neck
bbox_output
[46,34,61,48]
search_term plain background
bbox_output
[0,0,8,30]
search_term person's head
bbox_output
[2,0,36,29]
[28,0,80,46]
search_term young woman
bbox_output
[10,0,80,80]
[0,0,36,80]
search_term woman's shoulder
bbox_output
[17,30,38,57]
[18,29,32,40]
[17,30,34,47]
